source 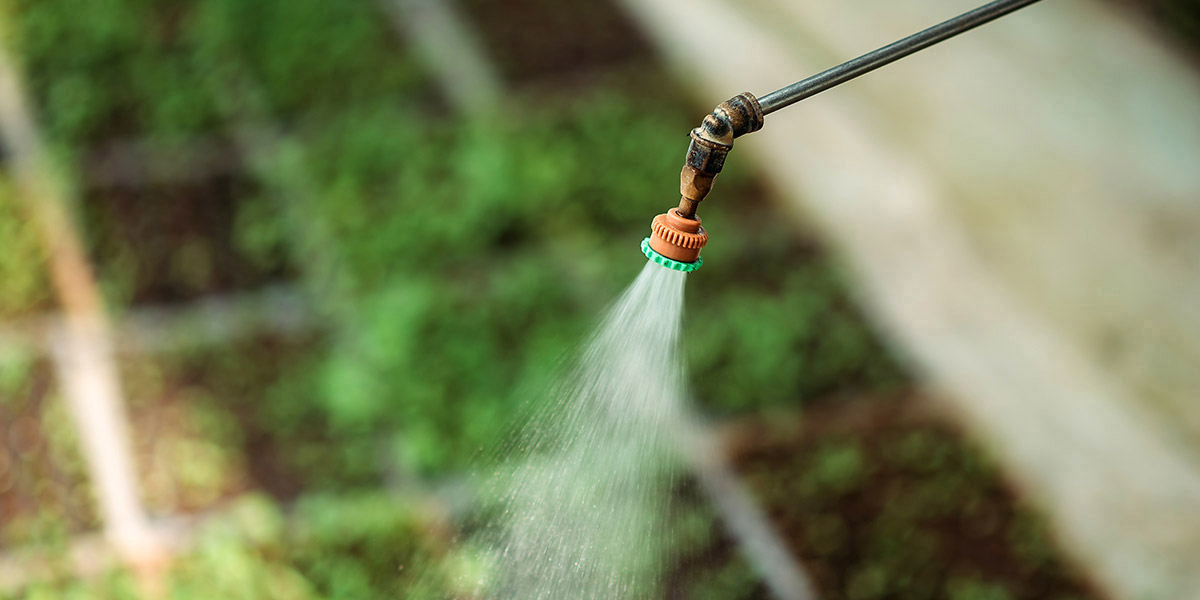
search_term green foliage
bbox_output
[685,203,906,413]
[947,579,1015,600]
[286,492,456,598]
[685,558,762,600]
[13,0,216,143]
[183,0,428,123]
[0,358,97,550]
[733,419,1093,599]
[0,0,1113,597]
[667,495,765,600]
[0,181,50,318]
[230,92,905,473]
[11,0,906,477]
[2,493,458,600]
[227,94,680,473]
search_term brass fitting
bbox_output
[676,92,763,219]
[645,93,763,268]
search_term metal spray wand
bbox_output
[643,0,1046,271]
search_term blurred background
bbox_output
[0,0,1198,598]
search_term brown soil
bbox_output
[702,393,1103,600]
[458,0,654,84]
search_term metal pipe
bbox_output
[757,0,1044,115]
[646,0,1046,270]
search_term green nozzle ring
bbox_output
[642,237,702,272]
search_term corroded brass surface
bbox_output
[675,92,763,219]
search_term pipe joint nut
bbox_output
[696,92,764,146]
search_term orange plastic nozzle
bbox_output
[648,209,708,264]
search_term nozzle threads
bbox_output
[647,209,707,265]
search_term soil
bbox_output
[82,168,293,307]
[0,359,97,546]
[690,393,1103,600]
[458,0,654,84]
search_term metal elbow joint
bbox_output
[677,92,764,219]
[643,93,763,271]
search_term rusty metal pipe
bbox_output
[675,92,763,220]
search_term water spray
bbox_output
[642,0,1044,272]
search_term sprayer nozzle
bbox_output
[644,209,707,271]
[642,238,703,272]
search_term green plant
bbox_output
[0,180,51,318]
[13,0,905,491]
